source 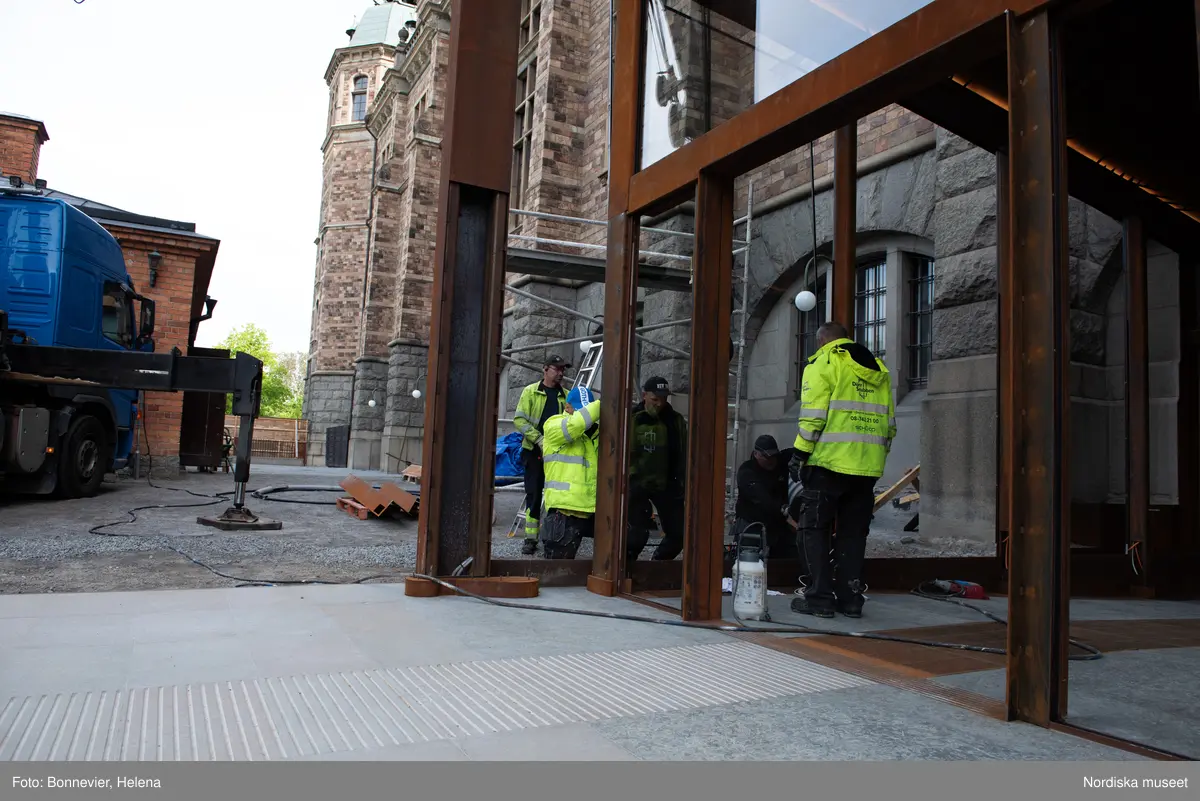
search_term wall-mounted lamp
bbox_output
[148,250,162,287]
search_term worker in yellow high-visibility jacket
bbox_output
[511,355,570,555]
[787,321,896,620]
[538,386,600,559]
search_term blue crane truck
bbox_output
[0,181,274,529]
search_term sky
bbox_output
[1,0,376,355]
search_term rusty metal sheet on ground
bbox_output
[339,474,418,518]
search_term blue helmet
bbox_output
[566,386,596,409]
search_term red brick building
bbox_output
[1,112,222,479]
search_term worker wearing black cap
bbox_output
[732,434,801,560]
[512,354,571,555]
[627,376,688,561]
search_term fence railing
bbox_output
[225,416,308,461]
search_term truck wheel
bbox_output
[57,415,109,499]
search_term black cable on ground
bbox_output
[405,572,1104,661]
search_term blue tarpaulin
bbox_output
[495,431,525,482]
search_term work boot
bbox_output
[790,594,835,618]
[522,538,538,556]
[836,582,865,618]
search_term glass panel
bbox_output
[639,0,936,170]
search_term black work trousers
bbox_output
[540,509,594,559]
[522,448,544,540]
[627,486,686,561]
[734,515,799,560]
[789,465,875,607]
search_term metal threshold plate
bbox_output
[0,641,872,761]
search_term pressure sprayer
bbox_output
[732,522,770,622]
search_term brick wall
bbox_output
[0,115,47,183]
[105,225,214,477]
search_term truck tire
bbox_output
[56,414,109,499]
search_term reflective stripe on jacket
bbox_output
[793,337,896,478]
[513,382,562,451]
[541,399,601,516]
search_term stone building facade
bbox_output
[306,1,1181,549]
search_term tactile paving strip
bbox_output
[0,640,871,761]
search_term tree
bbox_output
[217,324,302,418]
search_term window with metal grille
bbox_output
[855,260,887,360]
[907,257,935,388]
[519,0,543,50]
[351,75,368,122]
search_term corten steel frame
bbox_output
[417,0,523,578]
[584,0,1200,738]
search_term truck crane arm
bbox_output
[0,310,280,530]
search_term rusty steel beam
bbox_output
[1004,9,1072,727]
[997,148,1013,562]
[1124,216,1150,590]
[1179,261,1200,564]
[626,0,1064,216]
[833,123,857,328]
[591,0,647,597]
[681,171,734,622]
[416,0,522,579]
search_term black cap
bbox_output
[544,354,571,369]
[643,376,671,397]
[753,434,780,456]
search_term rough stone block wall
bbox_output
[383,342,429,469]
[305,373,354,466]
[502,281,579,412]
[0,117,44,183]
[350,357,389,469]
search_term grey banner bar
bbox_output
[3,762,1195,801]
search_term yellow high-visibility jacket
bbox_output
[793,338,896,478]
[541,399,601,516]
[512,382,565,451]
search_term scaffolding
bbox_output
[497,182,757,528]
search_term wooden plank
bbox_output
[404,575,538,599]
[872,464,920,512]
[337,497,369,520]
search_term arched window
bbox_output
[352,75,368,122]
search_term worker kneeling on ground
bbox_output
[733,434,802,562]
[787,322,895,619]
[538,386,601,559]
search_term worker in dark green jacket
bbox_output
[627,376,688,561]
[511,355,570,555]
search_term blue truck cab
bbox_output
[0,192,155,498]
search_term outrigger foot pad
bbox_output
[197,505,282,531]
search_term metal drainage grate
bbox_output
[0,641,871,761]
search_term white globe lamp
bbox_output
[367,398,376,408]
[412,389,422,399]
[795,290,817,313]
[580,339,594,354]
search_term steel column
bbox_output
[591,0,646,597]
[416,0,522,578]
[1004,8,1072,726]
[833,123,857,328]
[1124,216,1150,590]
[997,149,1013,561]
[682,170,734,622]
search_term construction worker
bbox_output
[787,321,895,619]
[627,376,687,561]
[538,386,600,559]
[512,355,570,555]
[733,434,801,560]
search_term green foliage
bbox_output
[217,324,304,419]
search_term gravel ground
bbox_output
[0,464,990,595]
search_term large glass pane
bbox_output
[639,0,936,169]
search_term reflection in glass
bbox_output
[639,0,935,169]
